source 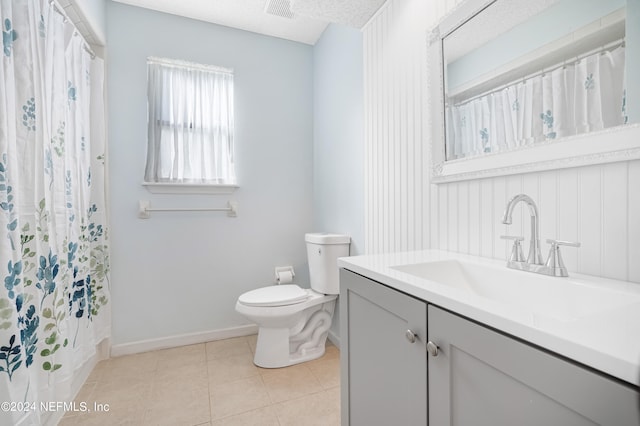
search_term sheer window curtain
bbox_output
[145,58,236,184]
[446,45,626,160]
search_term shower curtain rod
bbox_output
[450,38,625,106]
[49,0,96,59]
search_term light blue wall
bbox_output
[312,24,364,343]
[72,0,107,45]
[447,0,626,91]
[107,2,314,346]
[313,24,364,253]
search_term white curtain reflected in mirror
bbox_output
[429,0,640,183]
[446,44,626,160]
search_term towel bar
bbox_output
[138,200,237,219]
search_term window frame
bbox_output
[143,57,238,194]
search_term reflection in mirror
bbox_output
[443,0,629,161]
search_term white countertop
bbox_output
[338,250,640,387]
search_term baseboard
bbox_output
[327,330,340,349]
[110,324,258,357]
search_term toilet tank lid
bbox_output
[305,233,351,245]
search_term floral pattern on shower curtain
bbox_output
[446,46,626,160]
[0,1,110,424]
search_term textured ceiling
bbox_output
[112,0,327,44]
[291,0,387,29]
[112,0,385,45]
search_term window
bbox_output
[144,57,236,191]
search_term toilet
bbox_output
[235,233,350,368]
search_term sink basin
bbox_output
[390,260,640,322]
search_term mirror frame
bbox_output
[428,0,640,184]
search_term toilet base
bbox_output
[252,304,334,368]
[253,328,328,368]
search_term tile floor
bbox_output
[59,335,340,426]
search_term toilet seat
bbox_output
[238,284,310,307]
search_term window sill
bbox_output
[142,182,239,194]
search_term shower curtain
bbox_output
[0,1,110,424]
[446,45,626,160]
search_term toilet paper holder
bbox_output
[274,266,295,284]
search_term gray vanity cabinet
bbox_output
[340,269,427,426]
[428,305,640,426]
[340,268,640,426]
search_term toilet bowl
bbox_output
[235,286,337,367]
[235,233,350,368]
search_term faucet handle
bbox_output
[545,239,581,277]
[546,239,581,248]
[501,235,525,262]
[501,235,524,241]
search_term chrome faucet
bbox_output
[501,194,580,277]
[501,194,543,265]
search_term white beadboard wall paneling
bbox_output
[468,180,480,256]
[497,178,509,260]
[393,4,402,253]
[364,14,371,254]
[412,37,423,251]
[379,6,387,254]
[399,35,408,253]
[381,6,390,254]
[458,181,470,254]
[430,181,439,250]
[366,13,378,253]
[392,2,401,253]
[364,0,435,254]
[369,12,377,253]
[439,185,448,251]
[578,167,603,277]
[448,183,459,252]
[391,4,398,251]
[363,26,370,253]
[602,163,629,281]
[556,168,579,273]
[419,49,429,251]
[406,56,415,252]
[384,3,393,252]
[425,163,638,282]
[537,170,557,256]
[370,14,380,254]
[362,0,638,284]
[479,178,493,258]
[629,161,640,283]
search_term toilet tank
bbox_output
[305,233,351,295]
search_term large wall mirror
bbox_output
[428,0,640,183]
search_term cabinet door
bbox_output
[428,305,640,426]
[340,269,427,426]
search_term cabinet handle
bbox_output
[405,329,418,344]
[426,341,439,357]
